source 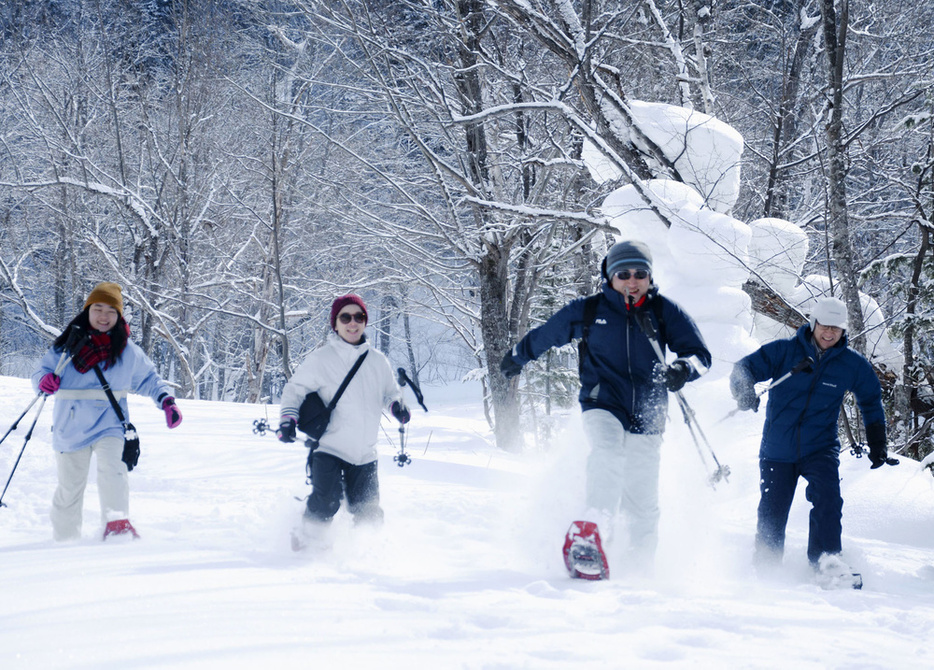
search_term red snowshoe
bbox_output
[563,520,609,580]
[103,518,140,541]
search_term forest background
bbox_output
[1,0,932,459]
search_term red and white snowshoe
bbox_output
[563,520,610,580]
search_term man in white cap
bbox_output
[730,296,893,588]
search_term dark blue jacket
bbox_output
[731,324,885,462]
[511,283,711,434]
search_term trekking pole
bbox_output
[718,356,815,424]
[0,329,89,507]
[0,393,51,507]
[842,404,900,466]
[631,299,730,487]
[0,395,43,451]
[394,423,411,467]
[0,347,76,450]
[0,344,81,450]
[397,368,428,412]
[0,352,70,507]
[392,368,425,467]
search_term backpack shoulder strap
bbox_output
[577,293,602,373]
[651,295,667,347]
[580,293,602,342]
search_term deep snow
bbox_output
[2,373,934,669]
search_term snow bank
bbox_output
[584,100,743,214]
[628,100,744,214]
[1,363,933,669]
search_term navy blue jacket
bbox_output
[731,324,885,462]
[511,283,711,434]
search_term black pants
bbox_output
[305,451,383,524]
[756,450,843,567]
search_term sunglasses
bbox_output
[338,312,367,324]
[614,269,649,281]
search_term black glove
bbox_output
[500,351,523,379]
[277,418,296,443]
[665,360,692,393]
[866,422,887,469]
[391,401,411,424]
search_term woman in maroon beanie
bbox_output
[277,294,409,549]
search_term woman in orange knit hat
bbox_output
[31,282,182,541]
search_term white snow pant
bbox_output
[582,409,662,563]
[51,436,129,541]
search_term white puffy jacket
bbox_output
[279,334,401,466]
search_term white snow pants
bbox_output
[582,409,662,563]
[51,436,129,541]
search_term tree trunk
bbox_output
[819,0,866,354]
[480,247,523,452]
[764,2,820,218]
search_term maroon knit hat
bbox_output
[330,294,368,329]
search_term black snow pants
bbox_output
[305,451,383,524]
[755,449,843,567]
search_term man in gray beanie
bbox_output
[603,240,653,277]
[730,295,895,589]
[501,240,711,579]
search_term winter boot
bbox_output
[103,518,140,541]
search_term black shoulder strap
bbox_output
[651,295,667,350]
[581,294,601,341]
[93,364,128,425]
[651,293,668,351]
[329,351,369,410]
[578,294,602,374]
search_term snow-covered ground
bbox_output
[2,373,933,669]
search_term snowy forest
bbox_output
[1,0,933,461]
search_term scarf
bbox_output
[71,322,130,373]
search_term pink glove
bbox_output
[39,373,61,395]
[162,397,183,429]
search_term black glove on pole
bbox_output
[391,401,411,424]
[665,360,691,393]
[277,419,296,443]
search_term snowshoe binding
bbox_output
[563,520,610,580]
[815,553,862,590]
